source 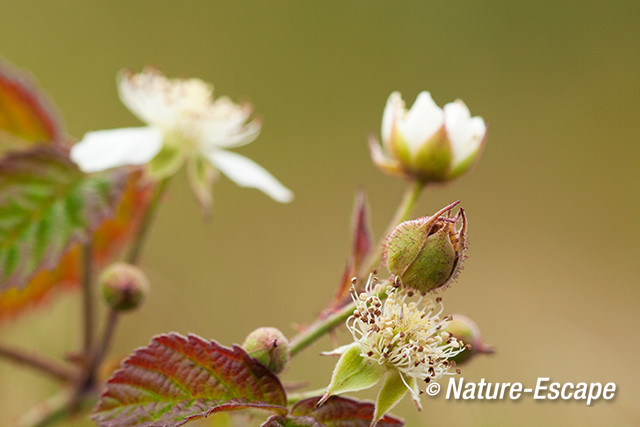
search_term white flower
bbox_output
[320,275,466,425]
[70,68,293,211]
[369,91,487,183]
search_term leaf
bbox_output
[0,170,151,324]
[0,58,64,151]
[329,190,372,309]
[261,414,322,427]
[291,396,404,426]
[92,333,288,427]
[0,146,128,291]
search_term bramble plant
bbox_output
[0,59,493,426]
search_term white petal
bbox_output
[397,91,443,153]
[199,119,261,149]
[205,150,293,203]
[444,101,486,166]
[381,92,404,145]
[70,127,163,172]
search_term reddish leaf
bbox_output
[291,396,404,426]
[329,191,372,309]
[0,147,129,291]
[93,333,288,427]
[0,170,151,324]
[0,58,64,150]
[261,414,322,427]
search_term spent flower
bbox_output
[369,91,486,184]
[384,201,467,294]
[320,275,465,425]
[70,68,292,214]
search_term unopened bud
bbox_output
[384,201,467,293]
[443,314,494,365]
[242,327,290,374]
[369,91,487,184]
[99,262,149,312]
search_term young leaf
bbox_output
[0,170,150,324]
[93,333,288,427]
[329,190,372,309]
[0,58,64,152]
[0,146,127,291]
[291,396,404,426]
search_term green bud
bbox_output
[443,314,494,365]
[384,201,467,293]
[99,262,150,312]
[242,327,290,374]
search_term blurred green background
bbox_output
[1,1,639,426]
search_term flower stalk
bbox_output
[126,176,171,265]
[359,180,424,279]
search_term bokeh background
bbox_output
[1,1,639,426]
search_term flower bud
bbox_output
[442,314,494,365]
[384,201,467,293]
[99,262,150,312]
[369,91,486,184]
[242,327,290,374]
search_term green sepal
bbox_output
[319,343,383,405]
[401,226,456,293]
[148,142,184,179]
[412,126,452,183]
[186,154,218,219]
[373,370,411,426]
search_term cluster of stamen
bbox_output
[347,274,466,388]
[119,69,256,149]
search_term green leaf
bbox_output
[374,371,411,425]
[92,333,288,427]
[291,396,404,426]
[0,58,65,152]
[0,146,126,290]
[319,343,383,405]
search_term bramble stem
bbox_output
[359,180,423,278]
[91,309,119,373]
[289,282,389,357]
[81,241,94,356]
[289,301,358,358]
[287,387,328,405]
[126,177,171,265]
[0,342,75,383]
[69,176,171,410]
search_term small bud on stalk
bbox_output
[242,327,290,374]
[384,201,467,293]
[99,262,150,312]
[443,314,494,365]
